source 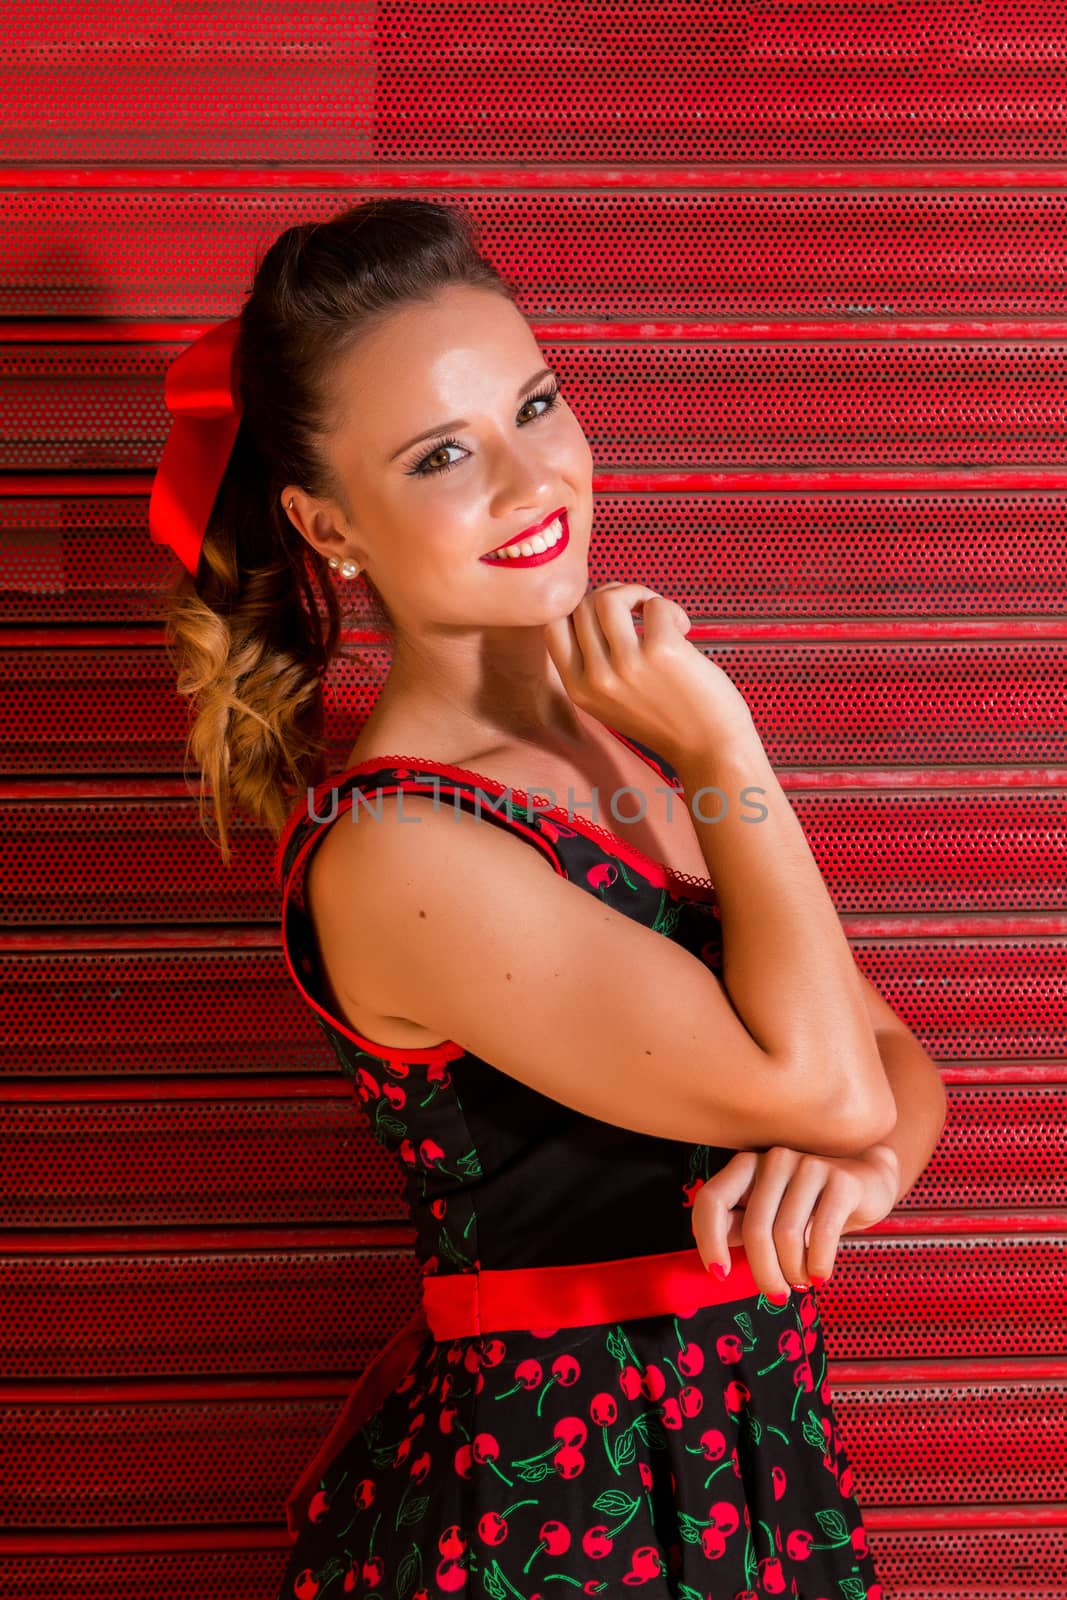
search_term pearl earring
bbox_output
[327,554,361,580]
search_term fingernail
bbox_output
[790,1281,810,1291]
[768,1290,790,1305]
[708,1261,728,1279]
[810,1275,827,1288]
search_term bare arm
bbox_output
[845,969,948,1215]
[671,730,898,1146]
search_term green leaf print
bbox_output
[815,1508,851,1543]
[803,1408,830,1452]
[458,1146,484,1178]
[593,1489,638,1517]
[651,893,682,936]
[838,1578,869,1599]
[398,1496,430,1526]
[396,1544,422,1596]
[437,1228,476,1270]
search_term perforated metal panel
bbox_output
[2,4,1066,1597]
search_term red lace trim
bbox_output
[277,727,717,899]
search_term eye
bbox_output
[405,381,563,478]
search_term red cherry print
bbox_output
[590,1392,617,1425]
[398,1137,416,1167]
[478,1510,509,1546]
[778,1327,804,1361]
[354,1066,380,1100]
[582,1525,614,1558]
[681,1178,704,1208]
[418,1137,446,1168]
[622,1545,665,1583]
[471,1432,503,1464]
[512,1358,543,1390]
[723,1378,752,1414]
[771,1463,787,1500]
[659,1396,683,1430]
[700,1523,727,1558]
[353,1476,375,1509]
[481,1336,507,1368]
[553,1415,587,1447]
[410,1449,431,1483]
[697,1426,727,1462]
[586,862,618,891]
[382,1082,406,1109]
[638,1461,653,1490]
[540,1519,571,1556]
[463,1345,484,1374]
[553,1445,586,1479]
[293,1570,319,1599]
[715,1332,744,1364]
[784,1527,814,1560]
[638,1363,666,1401]
[552,1352,581,1387]
[436,1556,468,1591]
[362,1555,384,1586]
[708,1498,740,1536]
[676,1339,705,1376]
[406,1409,426,1435]
[792,1361,815,1397]
[678,1385,703,1418]
[439,1403,459,1434]
[383,1058,409,1078]
[757,1555,787,1592]
[618,1364,643,1399]
[430,1198,447,1220]
[537,817,579,843]
[439,1526,467,1558]
[850,1523,869,1559]
[306,1488,330,1522]
[342,1564,358,1593]
[454,1441,474,1478]
[839,1465,855,1497]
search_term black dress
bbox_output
[273,729,883,1600]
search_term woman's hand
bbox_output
[690,1143,901,1300]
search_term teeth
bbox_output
[487,516,564,560]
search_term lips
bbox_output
[483,505,567,556]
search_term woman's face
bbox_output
[304,283,595,631]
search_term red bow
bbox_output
[149,317,243,575]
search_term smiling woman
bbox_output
[151,196,891,1600]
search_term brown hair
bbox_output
[163,198,521,862]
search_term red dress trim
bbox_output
[421,1242,759,1340]
[274,725,717,900]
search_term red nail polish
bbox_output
[768,1290,789,1305]
[810,1275,826,1288]
[709,1261,727,1279]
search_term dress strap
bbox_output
[276,763,568,1063]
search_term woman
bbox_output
[154,197,941,1598]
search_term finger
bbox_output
[738,1146,801,1301]
[768,1157,832,1289]
[691,1152,758,1275]
[592,586,645,669]
[804,1175,856,1286]
[570,593,615,675]
[542,612,583,689]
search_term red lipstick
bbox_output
[480,507,570,568]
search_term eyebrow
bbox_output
[389,367,556,462]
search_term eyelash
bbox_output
[405,381,563,477]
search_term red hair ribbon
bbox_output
[148,317,243,575]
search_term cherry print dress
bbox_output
[273,729,883,1600]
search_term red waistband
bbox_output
[420,1242,759,1338]
[284,1242,760,1540]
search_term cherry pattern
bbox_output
[274,735,883,1598]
